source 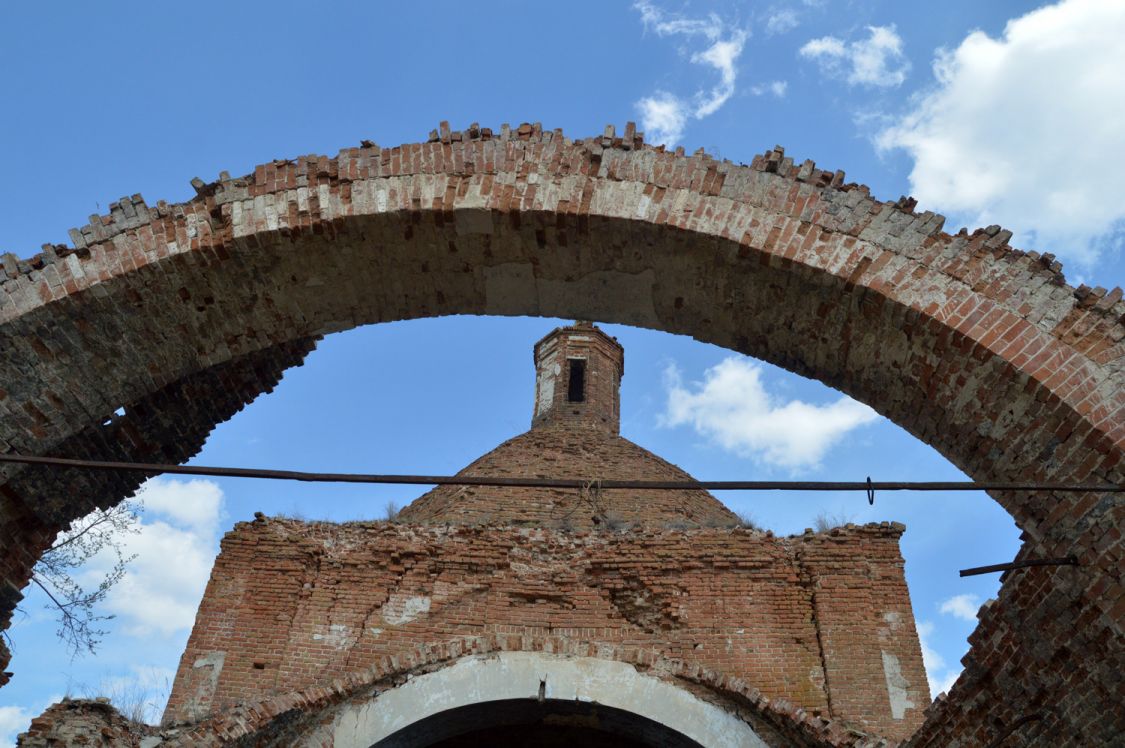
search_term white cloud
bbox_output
[637,92,690,146]
[800,25,909,87]
[79,478,224,638]
[801,36,845,58]
[691,33,748,117]
[916,621,961,698]
[137,477,222,533]
[0,692,63,748]
[635,0,723,39]
[766,10,799,35]
[877,0,1125,269]
[0,706,32,748]
[661,357,880,470]
[751,80,789,97]
[939,593,981,622]
[634,2,749,144]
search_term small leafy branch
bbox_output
[24,500,141,658]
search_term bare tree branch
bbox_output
[21,500,141,658]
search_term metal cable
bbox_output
[1,453,1121,493]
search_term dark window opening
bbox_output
[567,359,586,403]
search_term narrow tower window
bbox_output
[567,359,586,402]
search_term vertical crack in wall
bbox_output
[797,547,836,720]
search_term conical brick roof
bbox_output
[397,324,738,529]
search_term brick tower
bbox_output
[530,322,623,433]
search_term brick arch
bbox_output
[0,123,1121,744]
[156,636,870,747]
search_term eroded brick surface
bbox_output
[1,123,1122,744]
[23,638,905,748]
[160,518,926,742]
[398,425,741,528]
[16,699,156,747]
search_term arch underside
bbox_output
[0,126,1121,745]
[374,699,702,748]
[317,653,761,748]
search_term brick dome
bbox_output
[398,323,739,529]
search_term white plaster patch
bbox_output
[879,610,902,643]
[192,651,225,671]
[881,650,915,719]
[536,351,557,417]
[312,623,352,649]
[328,652,765,748]
[381,594,432,626]
[186,651,226,722]
[636,194,652,218]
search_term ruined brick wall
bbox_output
[1,123,1121,744]
[16,699,156,747]
[164,518,927,741]
[797,529,927,730]
[24,638,902,748]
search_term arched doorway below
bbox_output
[376,699,700,748]
[320,652,766,748]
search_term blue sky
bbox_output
[2,0,1124,740]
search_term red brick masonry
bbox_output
[164,518,927,742]
[3,122,1121,745]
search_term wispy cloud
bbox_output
[916,594,987,698]
[751,80,788,97]
[0,691,63,748]
[635,0,724,39]
[916,621,961,698]
[0,705,32,747]
[660,357,880,470]
[765,9,799,35]
[939,593,981,622]
[636,93,690,149]
[877,0,1125,270]
[634,1,749,144]
[78,477,224,638]
[800,25,909,87]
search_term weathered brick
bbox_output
[0,125,1120,746]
